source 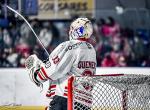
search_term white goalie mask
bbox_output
[69,18,93,40]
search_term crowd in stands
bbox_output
[0,17,150,67]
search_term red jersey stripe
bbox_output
[50,85,56,88]
[65,86,68,89]
[48,85,56,90]
[64,93,68,96]
[38,72,45,80]
[41,67,52,80]
[46,92,55,97]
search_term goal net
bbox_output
[68,74,150,110]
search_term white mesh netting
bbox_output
[72,74,150,110]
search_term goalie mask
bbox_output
[69,18,93,40]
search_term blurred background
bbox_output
[0,0,150,68]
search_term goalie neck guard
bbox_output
[69,18,93,40]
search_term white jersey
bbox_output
[36,39,96,105]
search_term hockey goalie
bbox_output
[25,18,97,110]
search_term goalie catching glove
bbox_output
[25,54,43,87]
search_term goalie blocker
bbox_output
[25,18,96,110]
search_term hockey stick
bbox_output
[6,5,50,57]
[6,5,50,91]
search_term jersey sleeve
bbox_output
[36,42,75,82]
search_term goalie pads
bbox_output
[25,54,43,87]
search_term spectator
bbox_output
[101,53,116,67]
[3,28,12,48]
[0,18,150,67]
[101,16,120,38]
[0,27,3,50]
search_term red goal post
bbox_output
[68,74,150,110]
